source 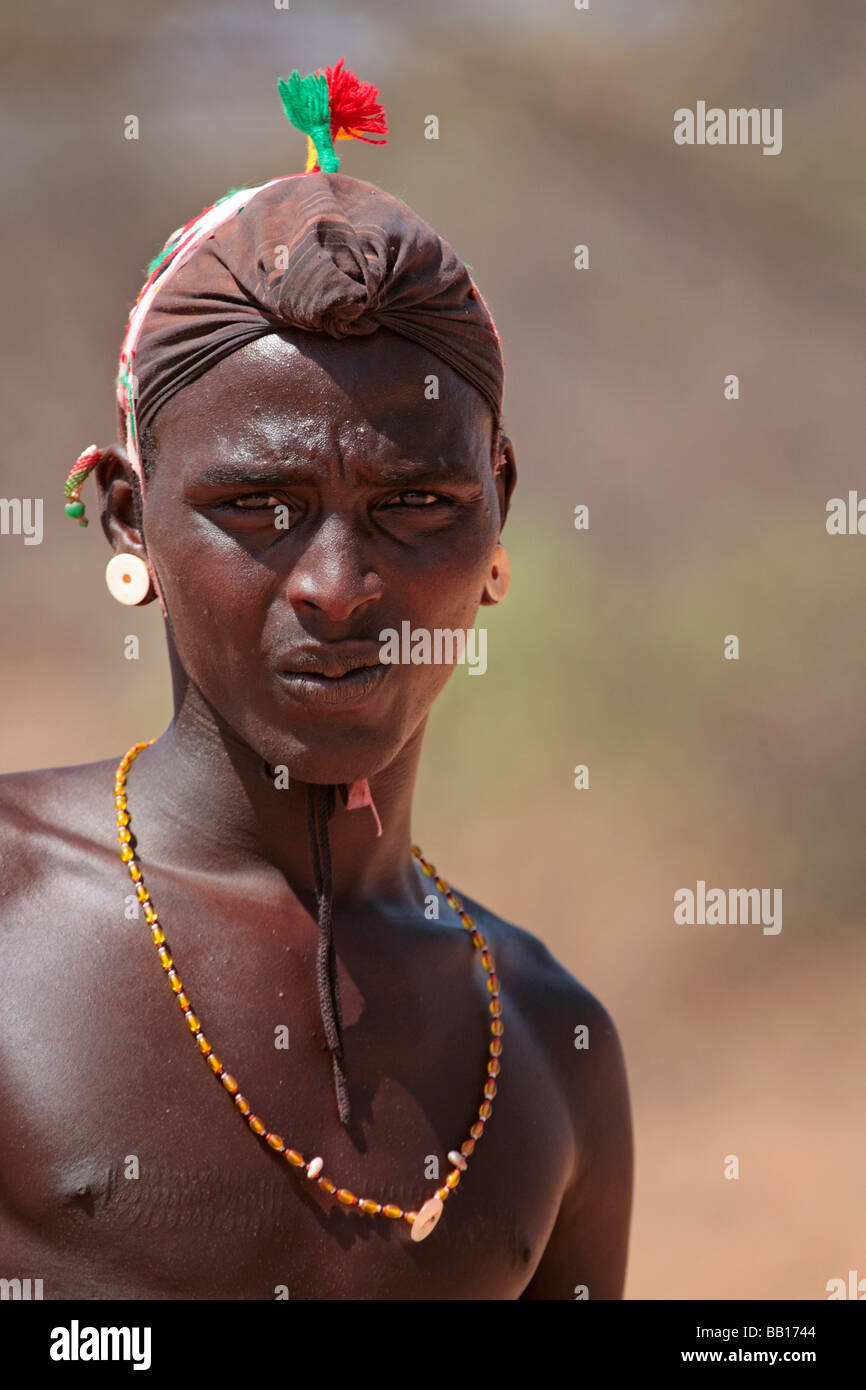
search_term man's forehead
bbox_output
[203,330,489,406]
[152,331,493,466]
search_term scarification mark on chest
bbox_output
[59,1160,533,1262]
[62,1162,299,1236]
[452,1205,532,1268]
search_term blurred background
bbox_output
[2,0,864,1298]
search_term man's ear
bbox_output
[92,443,149,565]
[493,432,517,529]
[479,433,517,609]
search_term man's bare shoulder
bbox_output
[0,758,119,827]
[0,758,120,899]
[451,884,616,1029]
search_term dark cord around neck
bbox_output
[304,782,351,1126]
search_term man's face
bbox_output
[138,329,514,784]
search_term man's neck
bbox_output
[121,689,428,914]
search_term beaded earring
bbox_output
[63,444,102,526]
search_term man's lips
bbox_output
[277,645,384,678]
[274,646,389,709]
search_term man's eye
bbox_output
[218,490,443,513]
[386,490,440,507]
[229,494,282,510]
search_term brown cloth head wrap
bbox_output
[127,171,505,452]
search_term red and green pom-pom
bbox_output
[278,57,388,175]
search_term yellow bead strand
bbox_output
[115,740,502,1241]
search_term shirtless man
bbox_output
[0,75,633,1300]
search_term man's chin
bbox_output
[256,727,402,790]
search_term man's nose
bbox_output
[283,512,384,623]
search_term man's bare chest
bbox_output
[0,866,574,1299]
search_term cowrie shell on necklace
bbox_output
[410,1196,444,1242]
[105,552,151,605]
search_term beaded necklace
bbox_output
[114,739,503,1243]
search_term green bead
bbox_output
[65,501,85,518]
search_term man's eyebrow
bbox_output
[189,457,480,488]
